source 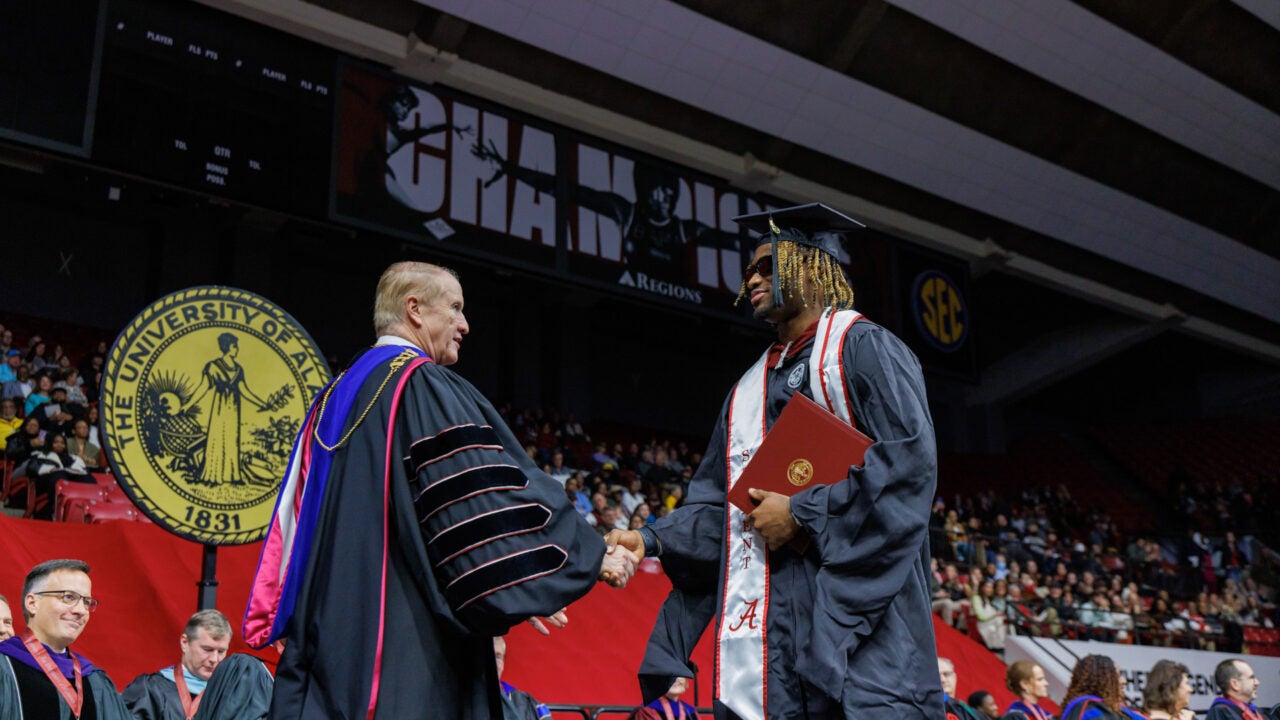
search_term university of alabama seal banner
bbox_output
[100,286,330,545]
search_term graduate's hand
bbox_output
[526,608,568,636]
[598,544,639,588]
[603,529,646,561]
[747,489,799,550]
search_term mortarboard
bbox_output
[732,202,865,308]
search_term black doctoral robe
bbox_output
[121,655,272,720]
[640,319,943,720]
[268,348,606,720]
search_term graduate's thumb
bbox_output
[748,488,765,500]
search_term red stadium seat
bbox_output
[54,480,107,523]
[85,503,139,523]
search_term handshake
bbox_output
[527,530,646,636]
[598,529,646,589]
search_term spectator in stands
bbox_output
[40,386,80,436]
[645,676,699,720]
[26,341,52,373]
[939,657,983,720]
[0,398,20,452]
[1006,660,1053,720]
[590,442,615,470]
[491,636,551,720]
[0,594,12,641]
[971,580,1006,650]
[562,413,587,443]
[122,609,273,720]
[6,415,46,481]
[1207,659,1263,720]
[945,509,969,562]
[662,484,683,511]
[1061,654,1125,720]
[1141,660,1194,720]
[4,364,33,403]
[55,368,87,407]
[933,562,968,628]
[28,433,92,519]
[78,403,102,450]
[621,476,645,517]
[67,418,101,469]
[0,350,20,385]
[547,451,574,486]
[566,474,593,519]
[969,691,1000,720]
[24,373,53,417]
[0,559,132,718]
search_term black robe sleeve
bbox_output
[395,364,607,635]
[122,673,179,720]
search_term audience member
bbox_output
[645,676,698,720]
[1061,654,1125,720]
[0,350,20,384]
[1006,660,1053,720]
[939,657,983,720]
[493,636,552,720]
[67,418,102,469]
[970,580,1007,650]
[0,595,12,641]
[969,691,1000,720]
[122,609,273,720]
[1207,659,1263,720]
[1141,659,1194,720]
[4,364,33,402]
[6,415,47,481]
[0,559,132,718]
[28,433,93,520]
[0,397,21,451]
[24,373,53,417]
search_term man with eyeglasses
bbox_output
[123,609,273,720]
[0,558,132,719]
[1209,659,1265,720]
[607,204,941,720]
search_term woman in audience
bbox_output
[1061,654,1124,720]
[24,373,53,417]
[26,340,51,372]
[5,416,46,483]
[1007,660,1054,720]
[55,368,87,407]
[1141,660,1194,720]
[970,579,1006,650]
[27,433,91,520]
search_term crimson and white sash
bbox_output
[717,308,861,720]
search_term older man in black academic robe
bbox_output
[609,204,942,720]
[244,262,636,720]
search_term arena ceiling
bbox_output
[201,0,1280,397]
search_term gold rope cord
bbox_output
[312,349,419,452]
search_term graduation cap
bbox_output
[731,202,865,310]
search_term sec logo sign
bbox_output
[912,270,967,352]
[100,287,329,545]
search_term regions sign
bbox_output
[100,286,329,544]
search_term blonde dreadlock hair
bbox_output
[735,239,855,310]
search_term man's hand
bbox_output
[527,608,568,636]
[598,544,639,588]
[603,529,645,561]
[747,489,799,550]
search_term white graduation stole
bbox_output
[717,308,861,720]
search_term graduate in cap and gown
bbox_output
[607,203,942,720]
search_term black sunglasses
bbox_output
[743,255,774,282]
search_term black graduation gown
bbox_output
[122,655,273,720]
[640,320,942,720]
[270,353,606,720]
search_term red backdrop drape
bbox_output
[0,514,1033,714]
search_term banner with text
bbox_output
[332,61,558,269]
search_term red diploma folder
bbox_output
[727,392,873,513]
